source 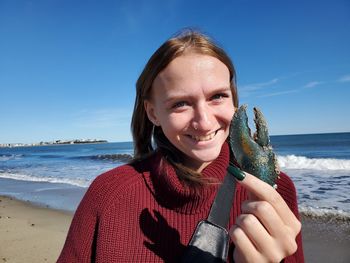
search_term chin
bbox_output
[189,148,222,165]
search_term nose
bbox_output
[192,103,213,131]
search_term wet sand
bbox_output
[301,216,350,263]
[0,195,349,263]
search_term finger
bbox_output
[243,173,300,232]
[230,225,260,263]
[235,214,274,254]
[228,167,300,233]
[241,200,286,237]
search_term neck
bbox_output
[141,142,230,214]
[183,158,211,173]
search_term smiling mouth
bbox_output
[188,129,220,142]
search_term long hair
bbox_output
[131,29,238,186]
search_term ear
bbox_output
[144,100,160,126]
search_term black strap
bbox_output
[207,171,236,228]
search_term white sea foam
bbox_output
[0,172,90,188]
[277,155,350,171]
[0,154,24,161]
[299,206,350,222]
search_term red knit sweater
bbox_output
[58,143,304,262]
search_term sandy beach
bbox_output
[0,195,349,263]
[301,216,350,263]
[0,196,72,263]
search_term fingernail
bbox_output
[227,165,246,181]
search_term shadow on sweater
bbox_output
[140,208,186,262]
[140,208,229,263]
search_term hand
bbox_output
[228,105,279,186]
[229,171,301,263]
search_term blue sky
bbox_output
[1,0,349,143]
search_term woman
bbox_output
[58,30,304,262]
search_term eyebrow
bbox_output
[163,86,232,104]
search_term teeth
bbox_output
[191,131,216,141]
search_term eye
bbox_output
[211,93,229,101]
[172,101,188,109]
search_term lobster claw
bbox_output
[253,107,270,147]
[228,105,279,187]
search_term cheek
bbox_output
[159,114,187,134]
[217,104,235,124]
[224,109,234,121]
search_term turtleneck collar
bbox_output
[142,142,230,214]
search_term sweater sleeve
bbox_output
[57,172,110,262]
[277,172,305,263]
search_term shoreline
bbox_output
[0,177,87,212]
[1,195,350,263]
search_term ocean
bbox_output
[0,133,349,221]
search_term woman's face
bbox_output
[145,53,235,171]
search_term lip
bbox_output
[185,128,221,144]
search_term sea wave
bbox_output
[277,155,350,171]
[72,153,133,162]
[40,154,65,159]
[0,172,90,188]
[0,154,25,161]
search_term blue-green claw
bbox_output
[228,105,279,187]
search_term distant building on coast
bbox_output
[0,139,108,148]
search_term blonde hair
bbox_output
[131,29,238,186]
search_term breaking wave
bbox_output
[0,172,90,188]
[277,155,350,171]
[0,154,25,161]
[72,153,133,162]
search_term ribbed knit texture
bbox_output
[57,143,304,262]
